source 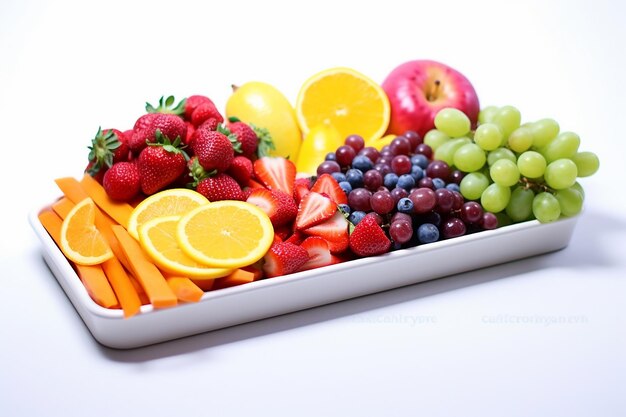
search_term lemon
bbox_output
[296,67,390,144]
[225,81,302,160]
[138,216,233,280]
[177,200,274,269]
[295,123,343,175]
[127,188,209,240]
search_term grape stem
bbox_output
[519,177,553,194]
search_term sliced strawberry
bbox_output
[310,173,348,205]
[284,230,306,246]
[295,191,336,230]
[294,177,312,205]
[303,210,350,254]
[246,188,297,227]
[253,156,296,196]
[273,224,294,242]
[298,236,342,272]
[262,242,309,278]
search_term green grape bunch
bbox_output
[425,106,599,224]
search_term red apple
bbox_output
[382,60,480,138]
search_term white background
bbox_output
[1,0,625,416]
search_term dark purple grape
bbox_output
[409,187,436,214]
[359,146,380,163]
[348,187,372,212]
[391,155,411,175]
[404,130,423,149]
[418,176,434,190]
[389,136,411,155]
[415,143,433,159]
[442,217,466,238]
[390,187,409,203]
[449,169,465,184]
[435,188,454,213]
[366,212,384,226]
[377,156,392,166]
[426,160,450,180]
[373,163,392,177]
[481,212,498,230]
[370,189,395,215]
[460,201,483,223]
[335,145,356,167]
[345,134,365,152]
[390,220,413,244]
[363,169,383,191]
[451,191,464,211]
[317,160,341,176]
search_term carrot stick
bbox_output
[51,197,75,219]
[111,225,177,309]
[54,177,90,203]
[190,279,215,292]
[128,274,151,305]
[79,173,134,228]
[165,276,204,303]
[101,257,142,318]
[38,209,119,308]
[213,268,258,290]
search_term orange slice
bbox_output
[296,67,390,143]
[60,198,113,265]
[127,188,209,240]
[177,201,274,268]
[138,216,233,280]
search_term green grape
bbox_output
[494,212,513,227]
[571,151,600,177]
[434,137,471,166]
[532,192,561,223]
[542,131,580,162]
[506,186,535,222]
[492,105,521,140]
[481,183,511,213]
[478,106,499,124]
[517,151,546,178]
[571,181,585,200]
[544,158,577,189]
[507,126,534,153]
[474,123,503,151]
[434,108,471,138]
[490,159,520,187]
[555,187,583,217]
[460,172,490,200]
[424,129,450,150]
[453,143,487,172]
[487,147,517,166]
[530,118,559,148]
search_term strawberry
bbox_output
[226,155,253,186]
[191,102,224,128]
[151,113,187,143]
[298,236,341,272]
[310,173,348,205]
[129,113,160,154]
[246,188,297,227]
[192,129,235,173]
[196,173,244,202]
[284,230,305,246]
[183,95,214,121]
[103,161,140,202]
[86,127,130,181]
[274,224,295,242]
[145,95,186,115]
[184,122,196,146]
[262,242,309,278]
[253,156,296,196]
[227,118,258,158]
[303,210,350,254]
[349,213,391,257]
[137,133,187,195]
[294,176,312,204]
[295,191,336,230]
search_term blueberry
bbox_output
[339,181,353,195]
[397,174,416,190]
[331,172,347,183]
[417,223,439,243]
[338,203,351,214]
[397,197,414,213]
[325,152,337,161]
[351,155,374,172]
[411,154,429,169]
[432,178,446,189]
[383,172,399,189]
[348,210,366,225]
[345,168,364,188]
[445,183,460,192]
[410,165,425,181]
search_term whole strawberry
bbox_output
[184,95,215,121]
[349,213,391,257]
[137,133,188,195]
[86,127,130,181]
[151,113,187,143]
[196,173,244,202]
[103,161,140,201]
[129,113,160,154]
[226,155,254,185]
[227,118,258,158]
[192,129,236,173]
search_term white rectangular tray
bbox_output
[29,203,579,349]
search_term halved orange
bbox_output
[138,216,233,280]
[177,200,274,268]
[296,67,390,143]
[127,188,209,240]
[60,198,113,265]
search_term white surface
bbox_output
[1,0,625,415]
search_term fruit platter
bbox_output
[29,60,599,349]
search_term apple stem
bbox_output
[427,80,441,101]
